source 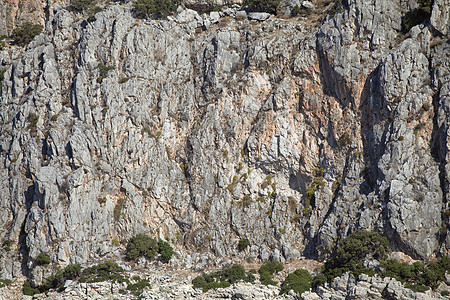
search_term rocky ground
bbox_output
[2,264,449,299]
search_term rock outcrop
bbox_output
[0,0,449,296]
[303,272,446,300]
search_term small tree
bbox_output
[192,263,254,292]
[321,230,389,282]
[127,234,159,260]
[281,269,312,294]
[12,22,43,46]
[258,261,283,285]
[133,0,180,19]
[35,252,51,266]
[401,0,434,33]
[158,240,174,262]
[238,238,249,251]
[244,0,281,14]
[69,0,94,12]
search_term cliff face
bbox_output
[0,0,449,282]
[0,0,69,35]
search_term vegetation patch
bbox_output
[2,240,11,251]
[0,69,6,88]
[401,0,434,33]
[133,0,180,19]
[35,252,51,266]
[22,261,148,296]
[27,113,39,133]
[127,234,159,260]
[126,234,174,262]
[258,261,283,285]
[158,239,174,262]
[114,198,125,221]
[238,238,249,251]
[304,167,324,216]
[244,0,281,14]
[0,278,12,288]
[381,257,450,290]
[318,230,388,284]
[69,0,94,12]
[97,64,115,83]
[23,263,83,295]
[192,264,255,292]
[281,269,311,295]
[12,22,43,46]
[311,230,450,294]
[79,261,128,283]
[338,132,353,147]
[126,277,151,296]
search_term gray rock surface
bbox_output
[0,0,449,296]
[304,272,445,300]
[431,0,450,35]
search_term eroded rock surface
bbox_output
[0,0,449,295]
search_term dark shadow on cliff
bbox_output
[316,35,354,110]
[18,185,35,277]
[358,66,390,196]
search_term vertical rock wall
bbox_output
[0,0,448,280]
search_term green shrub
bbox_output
[380,258,449,289]
[219,264,254,284]
[27,113,39,131]
[258,261,283,285]
[35,252,51,266]
[0,279,12,288]
[2,240,11,251]
[126,234,159,261]
[336,230,388,263]
[422,256,450,288]
[244,0,281,13]
[304,167,324,214]
[192,275,231,292]
[80,261,127,284]
[63,263,82,279]
[401,0,434,33]
[192,264,254,292]
[114,198,125,221]
[322,230,389,282]
[0,69,6,85]
[404,283,430,293]
[158,240,174,262]
[97,64,115,83]
[329,0,344,16]
[312,231,450,292]
[127,278,150,294]
[238,238,249,251]
[338,133,353,147]
[377,256,450,291]
[23,281,40,296]
[133,0,180,19]
[311,273,327,290]
[27,113,39,132]
[69,0,94,12]
[12,22,43,46]
[281,269,312,295]
[291,5,302,17]
[25,261,128,295]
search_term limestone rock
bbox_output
[0,0,449,290]
[431,0,450,35]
